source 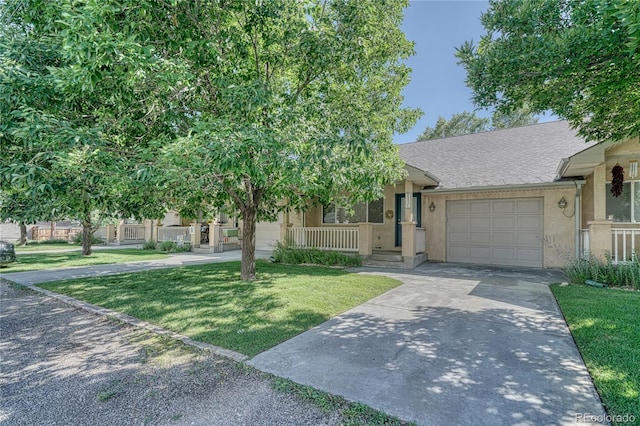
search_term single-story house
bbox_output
[267,120,639,268]
[154,120,639,269]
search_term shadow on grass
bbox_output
[10,249,166,272]
[40,261,391,356]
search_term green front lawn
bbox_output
[14,242,81,251]
[8,249,168,272]
[552,285,640,423]
[40,261,401,356]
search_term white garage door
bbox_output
[447,198,543,268]
[255,212,283,251]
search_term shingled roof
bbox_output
[397,121,597,190]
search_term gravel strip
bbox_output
[0,280,341,426]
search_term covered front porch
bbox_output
[281,167,437,268]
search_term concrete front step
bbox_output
[363,252,428,269]
[370,252,403,262]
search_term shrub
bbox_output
[142,240,157,250]
[272,242,362,267]
[156,241,191,253]
[27,239,70,245]
[565,254,640,289]
[72,233,105,245]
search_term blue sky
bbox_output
[396,1,490,143]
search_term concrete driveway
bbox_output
[249,263,607,426]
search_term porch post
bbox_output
[211,221,223,253]
[404,179,414,222]
[190,221,201,248]
[143,219,153,242]
[279,210,291,247]
[105,224,115,243]
[401,221,416,257]
[358,222,373,257]
[116,220,125,245]
[593,163,607,221]
[588,220,612,260]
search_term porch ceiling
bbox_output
[404,163,440,187]
[557,140,621,178]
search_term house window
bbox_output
[322,198,384,224]
[606,181,640,222]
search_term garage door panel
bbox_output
[518,199,543,214]
[449,246,470,258]
[517,232,542,245]
[470,217,490,229]
[447,198,543,268]
[492,248,516,260]
[518,248,542,262]
[469,201,491,214]
[448,202,469,215]
[448,217,468,230]
[493,216,516,230]
[493,200,517,214]
[493,232,516,244]
[470,232,491,244]
[449,232,470,243]
[468,246,491,259]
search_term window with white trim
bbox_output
[322,198,384,224]
[606,181,640,222]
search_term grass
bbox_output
[551,284,640,424]
[39,261,401,356]
[6,249,168,272]
[14,242,82,252]
[271,377,414,425]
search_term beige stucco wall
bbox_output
[302,179,422,252]
[424,186,578,268]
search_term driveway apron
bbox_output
[249,263,607,426]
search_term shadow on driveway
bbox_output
[249,263,607,426]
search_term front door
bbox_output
[395,193,422,246]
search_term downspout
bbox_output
[575,181,583,259]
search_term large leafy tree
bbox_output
[417,108,537,140]
[456,0,640,142]
[0,1,174,254]
[152,0,419,280]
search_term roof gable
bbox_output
[398,121,597,189]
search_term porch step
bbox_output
[370,252,403,262]
[363,252,428,269]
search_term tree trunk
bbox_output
[81,218,93,256]
[19,222,27,246]
[241,207,257,281]
[50,221,56,241]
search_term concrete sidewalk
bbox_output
[2,250,272,286]
[249,263,607,426]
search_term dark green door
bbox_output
[395,193,421,246]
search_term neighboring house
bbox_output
[271,120,640,268]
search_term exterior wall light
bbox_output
[630,160,638,178]
[429,201,436,212]
[558,197,567,210]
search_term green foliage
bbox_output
[28,239,71,246]
[72,232,104,246]
[142,240,157,250]
[156,241,191,253]
[40,261,401,356]
[564,255,640,289]
[417,108,538,141]
[551,284,640,420]
[457,0,640,142]
[273,242,362,267]
[271,377,413,425]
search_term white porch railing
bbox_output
[580,229,590,258]
[287,227,359,252]
[611,228,640,264]
[158,226,190,243]
[122,224,145,241]
[415,227,426,254]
